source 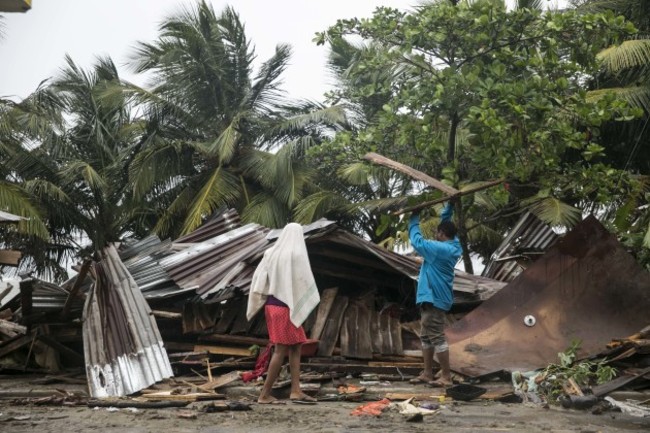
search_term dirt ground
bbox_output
[1,375,650,433]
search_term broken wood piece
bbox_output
[60,259,90,319]
[0,318,27,335]
[0,249,22,266]
[137,390,225,401]
[317,295,349,357]
[385,392,446,401]
[88,399,190,408]
[368,362,423,368]
[363,152,459,196]
[390,178,505,215]
[310,287,339,340]
[199,333,268,347]
[567,378,584,396]
[152,310,183,319]
[198,370,242,391]
[193,344,253,357]
[0,331,36,358]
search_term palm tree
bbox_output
[128,2,345,237]
[1,55,152,278]
[573,0,650,261]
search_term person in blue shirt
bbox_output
[408,202,462,387]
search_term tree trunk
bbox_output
[447,111,473,273]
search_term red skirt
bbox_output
[265,305,307,345]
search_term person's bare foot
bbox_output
[409,374,433,384]
[428,377,453,387]
[289,392,317,402]
[258,396,285,404]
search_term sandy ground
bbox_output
[1,376,650,433]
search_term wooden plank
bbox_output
[37,334,84,364]
[0,333,35,358]
[213,300,240,334]
[193,344,253,357]
[370,309,382,354]
[200,333,269,347]
[368,362,423,368]
[379,313,392,355]
[385,392,446,401]
[229,299,252,335]
[198,370,242,391]
[0,318,26,335]
[592,366,650,397]
[363,152,459,195]
[317,295,349,357]
[0,249,22,266]
[305,362,422,376]
[388,315,404,355]
[390,178,505,215]
[152,310,182,319]
[341,302,372,359]
[88,399,190,408]
[60,259,90,319]
[310,287,338,340]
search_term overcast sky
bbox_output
[0,0,413,102]
[1,0,567,102]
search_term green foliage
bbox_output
[130,1,346,236]
[539,340,617,403]
[314,0,645,264]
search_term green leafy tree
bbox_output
[296,37,421,243]
[128,2,345,237]
[316,0,640,271]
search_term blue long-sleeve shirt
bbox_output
[408,203,462,311]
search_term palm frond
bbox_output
[248,44,292,114]
[293,191,352,224]
[207,118,240,163]
[0,181,50,239]
[59,160,107,193]
[598,40,650,74]
[241,192,290,228]
[587,86,650,112]
[339,162,371,186]
[523,196,582,227]
[181,166,240,234]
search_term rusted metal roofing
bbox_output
[174,208,242,243]
[448,215,650,377]
[83,244,172,397]
[118,211,504,305]
[481,211,559,282]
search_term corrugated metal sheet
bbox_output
[83,244,173,397]
[120,236,185,300]
[119,212,504,305]
[481,211,559,282]
[174,208,242,243]
[448,215,650,376]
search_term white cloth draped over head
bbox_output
[246,223,320,327]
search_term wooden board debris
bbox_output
[198,370,242,391]
[317,295,349,357]
[310,287,338,340]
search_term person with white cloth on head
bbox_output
[247,222,320,404]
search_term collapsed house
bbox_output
[1,209,648,402]
[0,209,501,393]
